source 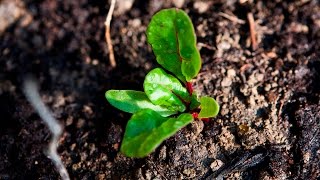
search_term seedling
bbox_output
[105,8,219,158]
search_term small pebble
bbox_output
[210,159,224,171]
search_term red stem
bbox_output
[192,112,198,119]
[200,118,210,123]
[186,82,193,95]
[192,112,210,122]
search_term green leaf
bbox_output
[146,8,201,82]
[105,90,177,117]
[189,93,201,110]
[198,96,220,118]
[121,109,193,158]
[144,68,190,112]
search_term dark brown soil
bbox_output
[0,0,319,179]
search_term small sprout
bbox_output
[105,8,219,158]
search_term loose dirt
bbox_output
[0,0,319,179]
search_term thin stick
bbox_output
[218,12,245,24]
[23,78,70,180]
[247,12,257,51]
[105,0,117,68]
[198,42,216,50]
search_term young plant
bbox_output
[105,8,219,158]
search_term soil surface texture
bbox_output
[0,0,319,179]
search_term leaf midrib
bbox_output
[122,115,191,157]
[173,9,183,63]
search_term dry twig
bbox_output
[105,0,117,67]
[198,42,216,50]
[218,12,245,24]
[23,78,70,180]
[247,12,257,51]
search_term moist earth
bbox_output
[0,0,319,179]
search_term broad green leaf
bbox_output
[189,93,201,110]
[144,68,190,112]
[105,90,177,117]
[121,109,193,158]
[198,96,220,118]
[146,8,201,82]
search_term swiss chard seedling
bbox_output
[105,8,219,158]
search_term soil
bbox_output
[0,0,319,179]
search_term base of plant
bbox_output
[192,112,210,122]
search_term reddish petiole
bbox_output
[186,82,193,95]
[192,112,210,122]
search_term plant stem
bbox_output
[192,112,198,119]
[201,118,210,122]
[186,82,193,95]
